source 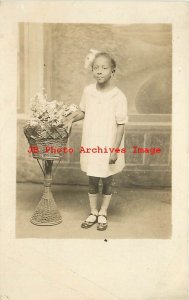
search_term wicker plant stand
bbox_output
[24,125,68,226]
[30,159,62,226]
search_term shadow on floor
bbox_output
[16,183,171,239]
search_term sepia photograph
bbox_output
[0,2,188,300]
[16,23,172,239]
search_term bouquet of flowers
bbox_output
[24,89,79,159]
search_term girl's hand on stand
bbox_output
[63,119,73,133]
[109,152,117,164]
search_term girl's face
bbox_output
[92,56,115,85]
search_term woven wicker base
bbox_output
[30,219,62,226]
[30,186,62,226]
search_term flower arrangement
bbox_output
[28,89,78,128]
[24,89,79,159]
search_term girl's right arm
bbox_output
[72,110,85,123]
[62,109,85,128]
[62,110,84,133]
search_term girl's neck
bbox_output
[96,81,115,92]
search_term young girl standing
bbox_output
[66,52,128,231]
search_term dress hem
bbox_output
[80,166,125,178]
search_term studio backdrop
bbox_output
[17,23,172,187]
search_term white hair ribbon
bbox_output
[84,49,100,69]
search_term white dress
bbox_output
[79,83,128,178]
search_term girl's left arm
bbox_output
[109,124,125,164]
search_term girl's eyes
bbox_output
[93,67,109,70]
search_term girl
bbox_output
[65,51,128,231]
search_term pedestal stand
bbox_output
[30,159,62,226]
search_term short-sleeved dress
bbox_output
[79,83,128,178]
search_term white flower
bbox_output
[28,90,79,128]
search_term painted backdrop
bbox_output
[17,23,171,186]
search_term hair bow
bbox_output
[84,49,100,69]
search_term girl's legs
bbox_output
[101,175,113,196]
[98,176,113,224]
[82,175,113,228]
[88,176,100,195]
[83,176,100,224]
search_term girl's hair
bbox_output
[92,52,116,70]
